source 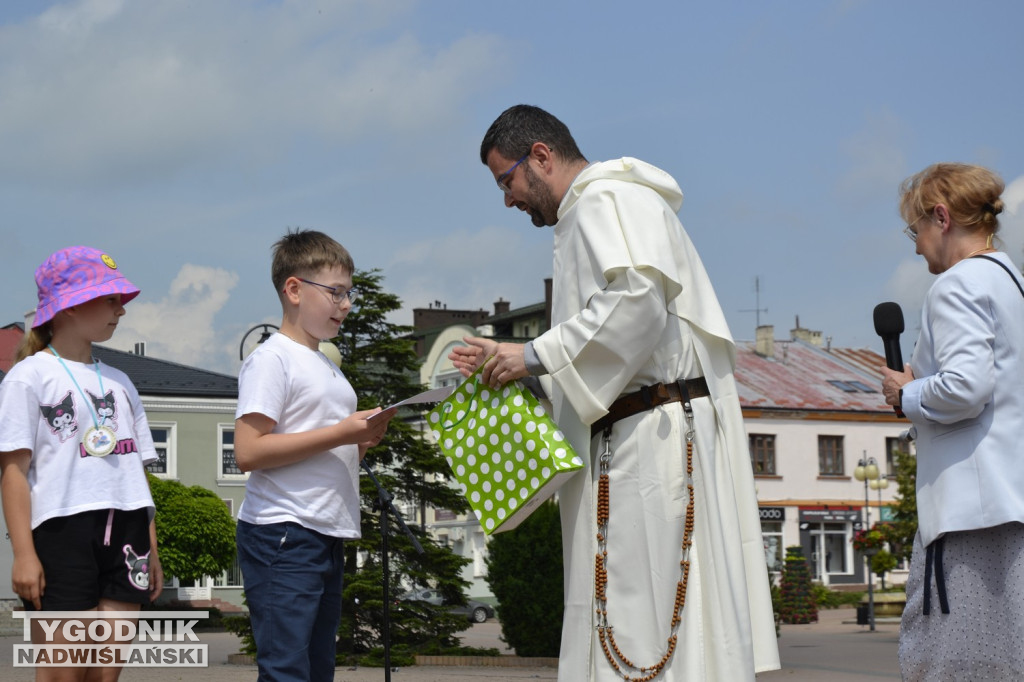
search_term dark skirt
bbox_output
[899,522,1024,681]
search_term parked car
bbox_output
[398,587,495,623]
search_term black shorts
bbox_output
[26,508,153,611]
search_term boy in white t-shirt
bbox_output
[234,229,395,682]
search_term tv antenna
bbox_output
[740,276,769,327]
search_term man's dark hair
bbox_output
[480,105,586,165]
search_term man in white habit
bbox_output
[448,104,780,681]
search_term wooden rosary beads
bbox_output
[594,413,696,682]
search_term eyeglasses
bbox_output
[298,278,358,305]
[496,153,529,193]
[903,213,927,242]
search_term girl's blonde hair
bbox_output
[14,323,53,365]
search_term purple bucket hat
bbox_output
[33,246,140,328]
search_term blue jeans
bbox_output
[236,520,345,682]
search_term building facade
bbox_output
[737,327,909,587]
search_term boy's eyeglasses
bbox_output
[298,278,358,304]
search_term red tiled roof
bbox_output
[735,340,889,413]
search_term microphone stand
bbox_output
[361,460,424,681]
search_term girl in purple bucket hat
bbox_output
[0,246,163,681]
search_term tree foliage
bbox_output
[147,473,236,583]
[853,522,901,589]
[484,500,563,657]
[332,269,474,663]
[870,550,899,590]
[886,441,918,564]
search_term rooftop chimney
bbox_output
[755,325,775,357]
[790,315,823,347]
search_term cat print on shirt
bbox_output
[86,388,118,429]
[40,391,79,442]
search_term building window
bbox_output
[826,379,877,393]
[818,435,844,476]
[219,424,246,479]
[886,436,909,476]
[435,370,463,390]
[749,434,776,475]
[827,380,858,393]
[762,521,784,574]
[146,422,176,478]
[809,522,853,579]
[472,536,488,578]
[435,509,457,522]
[213,558,244,588]
[846,381,877,393]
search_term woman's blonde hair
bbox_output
[899,163,1004,238]
[14,323,52,365]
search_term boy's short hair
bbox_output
[271,229,354,294]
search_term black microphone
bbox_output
[873,302,905,417]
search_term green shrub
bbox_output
[222,595,255,656]
[811,584,865,609]
[143,602,225,630]
[484,500,563,657]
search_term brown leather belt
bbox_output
[591,378,709,437]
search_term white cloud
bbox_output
[107,263,239,370]
[1001,174,1024,264]
[0,0,503,186]
[1004,175,1024,216]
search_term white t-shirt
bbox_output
[235,333,361,538]
[0,352,157,529]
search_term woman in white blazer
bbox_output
[881,163,1024,681]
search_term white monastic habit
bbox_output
[531,158,780,681]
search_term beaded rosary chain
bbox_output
[595,407,697,682]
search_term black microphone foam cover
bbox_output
[873,302,904,337]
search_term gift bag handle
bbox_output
[437,356,495,430]
[438,391,479,430]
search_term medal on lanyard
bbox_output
[48,345,118,457]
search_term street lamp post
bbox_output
[871,473,890,590]
[854,453,883,631]
[239,323,279,361]
[870,474,890,514]
[238,322,343,368]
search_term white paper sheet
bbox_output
[366,385,455,421]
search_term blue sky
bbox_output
[2,0,1022,374]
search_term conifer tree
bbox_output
[778,545,817,624]
[332,269,475,663]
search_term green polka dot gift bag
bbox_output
[427,364,584,535]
